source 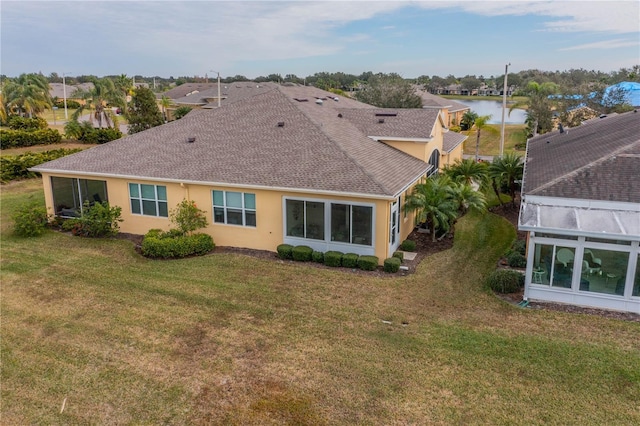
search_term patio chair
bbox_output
[556,248,574,268]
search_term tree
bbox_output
[443,158,489,187]
[4,73,52,118]
[510,81,559,136]
[174,106,192,119]
[160,95,173,122]
[449,181,487,215]
[488,153,524,207]
[472,115,495,162]
[460,111,478,131]
[404,175,459,242]
[127,87,163,134]
[170,199,208,235]
[354,73,422,108]
[72,77,124,128]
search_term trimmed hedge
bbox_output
[312,250,324,263]
[141,230,214,259]
[7,116,47,131]
[324,251,343,267]
[276,244,294,260]
[0,148,83,182]
[399,239,416,252]
[292,245,313,262]
[357,255,379,271]
[507,252,527,268]
[392,251,404,261]
[383,257,401,273]
[486,269,525,294]
[0,128,62,149]
[342,253,359,268]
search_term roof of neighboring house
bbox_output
[49,82,94,99]
[157,83,220,100]
[414,89,470,113]
[34,83,440,198]
[442,131,468,153]
[522,110,640,203]
[171,82,275,107]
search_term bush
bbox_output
[311,250,324,263]
[54,99,81,109]
[357,255,379,271]
[392,251,404,261]
[342,253,359,268]
[507,251,527,268]
[324,251,343,267]
[13,201,49,237]
[170,199,208,234]
[62,201,122,237]
[512,239,526,256]
[399,239,416,251]
[63,120,122,144]
[7,116,48,131]
[0,128,62,149]
[486,269,525,294]
[141,230,214,259]
[292,245,313,262]
[276,244,294,260]
[383,257,401,273]
[0,148,83,183]
[174,106,193,119]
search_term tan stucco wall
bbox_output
[41,173,416,263]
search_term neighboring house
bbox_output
[32,83,465,263]
[415,88,470,128]
[518,110,640,313]
[49,82,94,103]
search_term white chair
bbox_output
[583,249,602,274]
[556,248,574,268]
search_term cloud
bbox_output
[558,38,640,51]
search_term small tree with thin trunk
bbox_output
[128,87,164,134]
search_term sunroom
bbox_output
[520,196,640,313]
[50,177,109,218]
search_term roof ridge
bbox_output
[532,139,640,194]
[277,87,394,194]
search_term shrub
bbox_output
[12,201,49,237]
[170,199,208,234]
[512,239,526,256]
[392,251,404,261]
[292,245,313,262]
[342,253,359,268]
[324,251,343,267]
[0,128,62,149]
[0,148,83,183]
[399,239,416,251]
[507,252,527,268]
[63,120,122,144]
[141,231,214,259]
[486,269,525,294]
[7,116,48,131]
[311,250,324,263]
[383,257,401,273]
[62,201,123,237]
[357,255,379,271]
[54,99,81,109]
[276,244,294,260]
[174,106,193,119]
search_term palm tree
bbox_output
[3,73,52,118]
[404,175,459,242]
[450,182,487,215]
[160,95,172,122]
[443,158,489,188]
[472,115,494,162]
[72,77,124,128]
[488,152,524,207]
[460,110,478,130]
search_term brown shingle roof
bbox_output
[522,110,640,203]
[34,83,434,198]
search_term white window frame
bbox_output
[129,183,168,217]
[212,190,256,227]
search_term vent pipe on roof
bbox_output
[187,137,196,143]
[315,99,323,105]
[277,121,285,127]
[337,113,343,118]
[558,123,564,133]
[378,118,385,124]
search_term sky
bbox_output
[1,0,638,79]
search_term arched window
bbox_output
[427,149,440,176]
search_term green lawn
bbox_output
[462,124,528,157]
[2,180,639,424]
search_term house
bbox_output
[518,110,640,313]
[32,83,466,263]
[414,88,470,128]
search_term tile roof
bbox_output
[34,83,435,198]
[522,110,640,203]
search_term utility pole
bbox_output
[62,72,71,120]
[499,63,510,157]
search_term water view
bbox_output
[457,100,527,124]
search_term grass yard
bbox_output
[1,180,639,424]
[462,124,528,157]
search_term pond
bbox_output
[457,99,527,124]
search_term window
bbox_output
[51,177,107,217]
[212,190,256,227]
[427,149,440,177]
[330,204,372,245]
[286,199,324,239]
[129,183,168,217]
